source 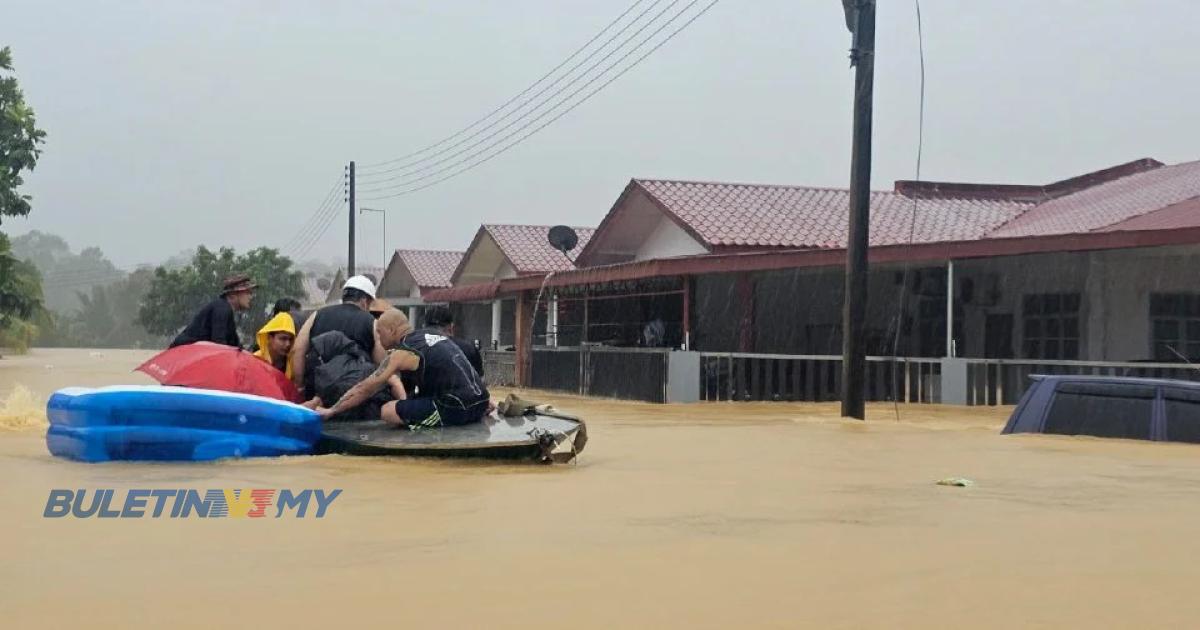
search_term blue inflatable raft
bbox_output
[46,385,321,462]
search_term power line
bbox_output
[357,0,656,173]
[291,199,347,261]
[286,177,348,252]
[38,268,131,283]
[359,0,722,202]
[286,195,344,260]
[287,194,345,261]
[288,172,351,261]
[358,0,688,190]
[890,0,926,420]
[359,0,714,199]
[282,176,344,254]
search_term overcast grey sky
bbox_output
[5,0,1198,268]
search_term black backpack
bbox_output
[308,330,390,411]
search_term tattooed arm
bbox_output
[316,350,419,418]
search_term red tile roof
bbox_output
[1098,196,1200,232]
[440,157,1200,302]
[500,225,1200,295]
[631,179,1032,249]
[393,249,463,288]
[989,160,1200,238]
[577,158,1194,267]
[482,224,595,274]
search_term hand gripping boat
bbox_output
[46,385,321,462]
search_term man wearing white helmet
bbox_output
[291,274,398,401]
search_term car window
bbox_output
[1163,387,1200,443]
[1044,382,1156,439]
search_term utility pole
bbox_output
[348,160,356,276]
[841,0,875,420]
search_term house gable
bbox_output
[452,229,512,286]
[579,183,709,267]
[377,252,418,299]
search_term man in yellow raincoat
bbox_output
[252,312,296,379]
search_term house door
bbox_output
[985,313,1014,358]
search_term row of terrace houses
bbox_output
[381,157,1200,398]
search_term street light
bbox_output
[359,207,388,269]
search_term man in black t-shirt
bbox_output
[290,275,391,400]
[169,274,256,348]
[422,305,484,377]
[315,310,491,428]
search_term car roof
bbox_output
[1031,374,1200,389]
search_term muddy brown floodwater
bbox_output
[3,348,1200,628]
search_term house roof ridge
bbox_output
[483,222,594,230]
[633,177,881,194]
[395,248,463,254]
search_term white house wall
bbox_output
[1089,246,1200,360]
[634,213,707,261]
[954,245,1200,361]
[585,188,707,266]
[497,260,518,280]
[377,265,416,299]
[456,234,508,285]
[955,252,1090,359]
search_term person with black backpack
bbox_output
[314,310,492,428]
[305,328,402,421]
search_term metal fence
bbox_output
[698,354,1200,405]
[482,350,517,387]
[699,353,943,403]
[518,346,1200,406]
[529,345,670,402]
[962,359,1200,406]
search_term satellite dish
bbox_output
[548,225,579,256]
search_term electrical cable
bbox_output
[357,0,686,188]
[357,0,657,173]
[891,0,925,421]
[282,176,344,255]
[359,0,722,201]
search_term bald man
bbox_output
[315,310,492,428]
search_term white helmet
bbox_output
[342,275,377,299]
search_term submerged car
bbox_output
[1002,375,1200,443]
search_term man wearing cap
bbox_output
[169,274,256,348]
[290,274,391,398]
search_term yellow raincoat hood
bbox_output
[253,312,296,379]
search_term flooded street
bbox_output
[3,348,1200,628]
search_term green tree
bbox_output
[11,230,124,312]
[138,246,304,344]
[0,46,47,223]
[0,232,44,350]
[0,46,47,352]
[51,268,164,348]
[75,285,117,343]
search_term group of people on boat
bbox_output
[169,273,491,428]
